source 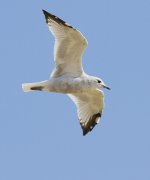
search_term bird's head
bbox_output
[95,77,111,90]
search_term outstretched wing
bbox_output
[68,89,104,135]
[42,10,88,78]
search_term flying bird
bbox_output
[22,10,110,136]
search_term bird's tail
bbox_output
[22,83,32,92]
[22,81,48,92]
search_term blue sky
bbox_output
[0,0,150,179]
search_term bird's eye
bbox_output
[97,80,101,83]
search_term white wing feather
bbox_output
[43,10,88,77]
[68,89,104,135]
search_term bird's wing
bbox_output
[42,10,88,78]
[68,89,104,135]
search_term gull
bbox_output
[22,10,110,136]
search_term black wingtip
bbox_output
[83,131,88,136]
[42,9,73,29]
[42,9,50,23]
[82,128,91,136]
[42,9,46,13]
[42,9,49,16]
[81,112,102,136]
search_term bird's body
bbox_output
[22,10,110,135]
[23,74,101,93]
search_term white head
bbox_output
[93,77,111,90]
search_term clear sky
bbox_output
[0,0,150,179]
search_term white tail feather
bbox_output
[22,83,34,92]
[22,80,49,92]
